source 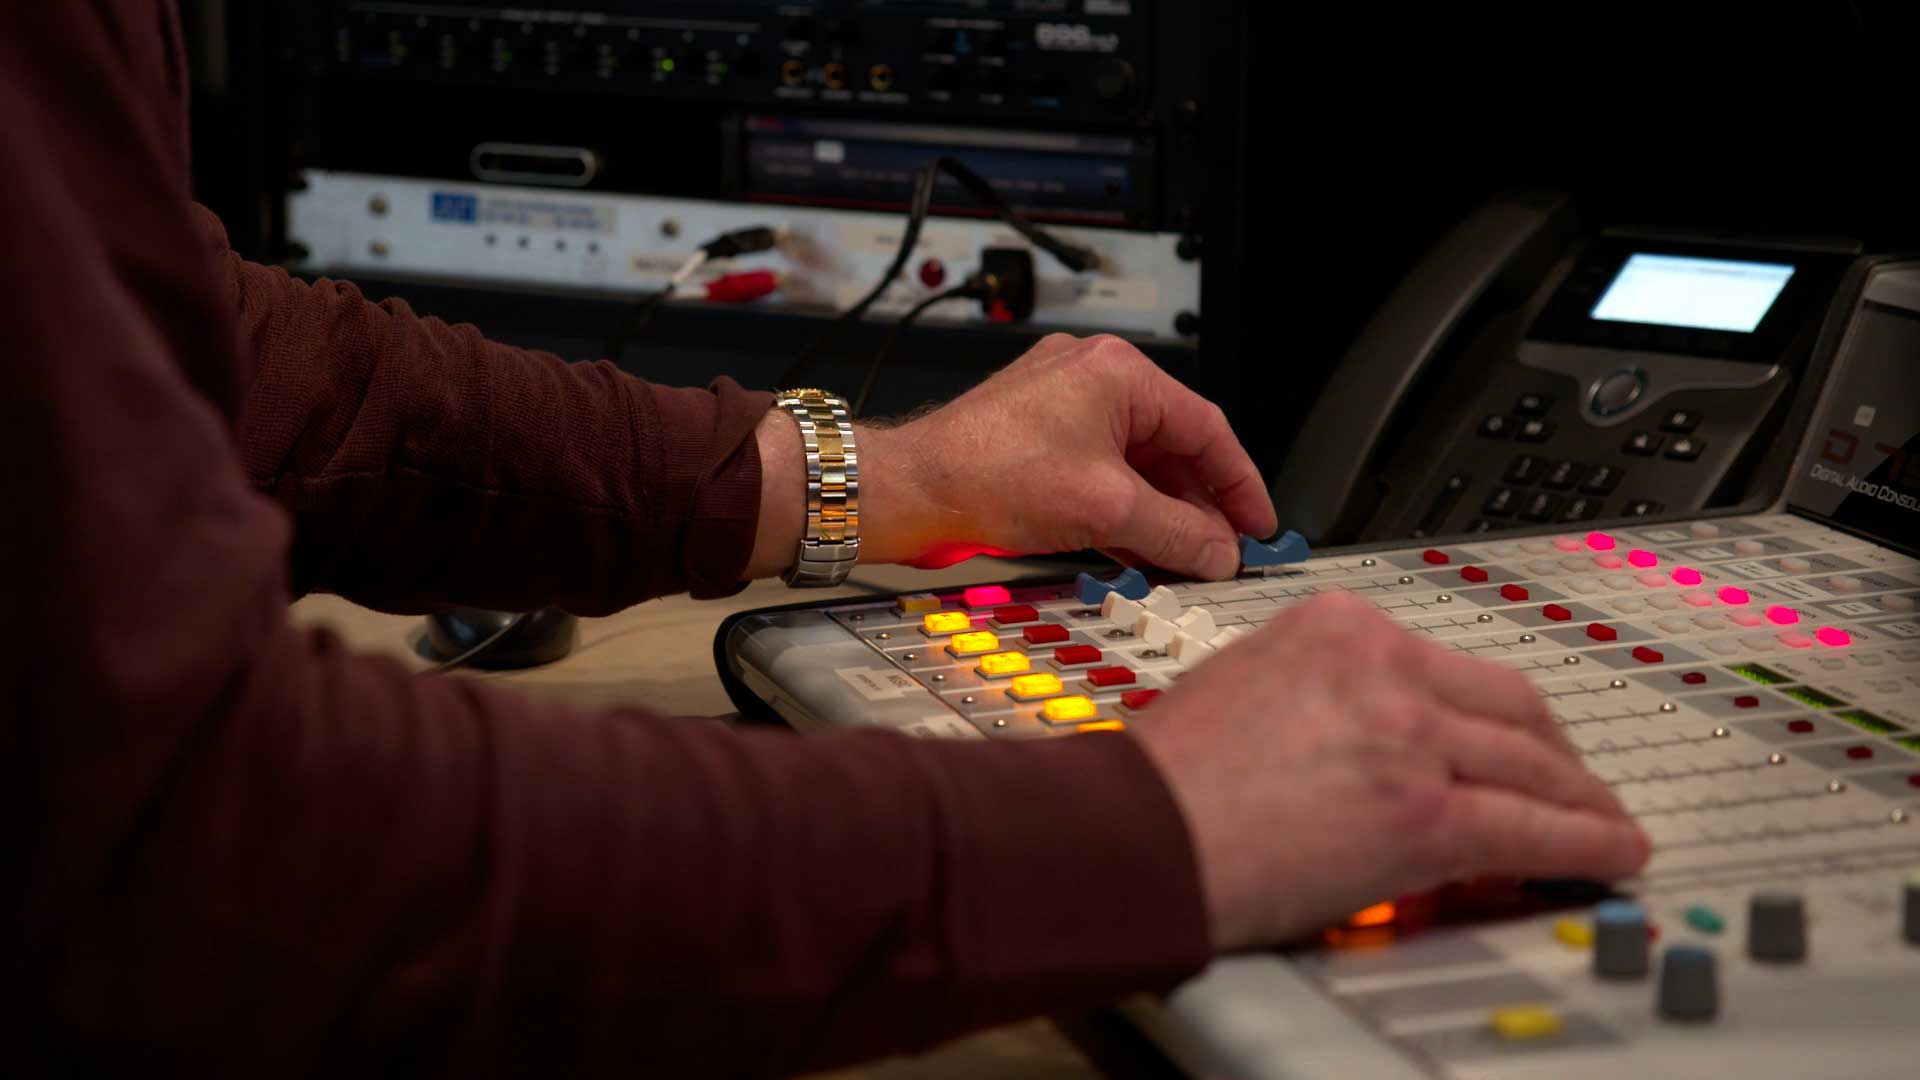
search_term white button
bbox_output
[1521,540,1552,555]
[1828,575,1863,593]
[1778,630,1814,649]
[1735,539,1766,555]
[1741,633,1778,651]
[1690,522,1722,539]
[1729,610,1764,627]
[1705,637,1740,655]
[1694,614,1728,630]
[1648,594,1683,611]
[1886,595,1917,612]
[1527,559,1560,577]
[1657,615,1691,634]
[1637,571,1669,588]
[1561,556,1591,572]
[1682,590,1714,607]
[1780,556,1812,573]
[1567,578,1602,595]
[1603,574,1632,590]
[1553,537,1582,552]
[1487,543,1520,557]
[1615,598,1648,614]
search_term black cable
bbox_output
[851,281,984,418]
[778,156,1099,387]
[419,612,532,676]
[603,226,780,363]
[602,284,678,364]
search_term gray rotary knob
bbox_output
[1658,945,1719,1021]
[1593,899,1648,978]
[1748,892,1806,962]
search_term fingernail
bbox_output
[1202,540,1238,580]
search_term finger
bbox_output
[1131,370,1277,540]
[1416,644,1576,757]
[1444,786,1652,883]
[1439,714,1626,818]
[1108,477,1240,580]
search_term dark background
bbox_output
[179,1,1917,476]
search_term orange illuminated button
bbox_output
[948,630,999,655]
[923,611,971,635]
[1076,720,1126,734]
[1009,672,1065,699]
[1086,666,1136,688]
[1041,695,1099,723]
[1460,566,1489,583]
[1023,623,1070,645]
[1346,901,1396,928]
[977,651,1031,677]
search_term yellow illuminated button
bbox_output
[1553,918,1593,948]
[977,651,1032,677]
[1009,673,1065,699]
[1041,695,1098,724]
[1490,1005,1563,1042]
[896,593,942,616]
[923,611,971,635]
[1076,720,1126,734]
[948,630,999,655]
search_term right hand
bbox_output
[1130,589,1651,951]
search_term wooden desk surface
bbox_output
[288,558,1122,1080]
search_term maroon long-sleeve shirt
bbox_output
[2,3,1210,1075]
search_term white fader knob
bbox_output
[1173,607,1217,641]
[1169,632,1216,666]
[1143,586,1182,619]
[1138,615,1178,649]
[1101,593,1144,625]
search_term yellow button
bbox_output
[1553,918,1593,948]
[948,630,999,655]
[1076,720,1126,734]
[897,593,941,616]
[1042,695,1098,723]
[1010,673,1065,698]
[923,611,971,634]
[1490,1005,1563,1042]
[978,651,1031,677]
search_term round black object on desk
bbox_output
[422,607,579,670]
[1588,368,1646,417]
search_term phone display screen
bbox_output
[1590,253,1796,333]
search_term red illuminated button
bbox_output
[992,604,1039,625]
[1787,719,1815,734]
[1086,666,1136,687]
[1632,646,1665,664]
[1845,745,1875,760]
[1460,566,1489,583]
[1681,671,1707,685]
[918,257,947,289]
[1423,549,1450,565]
[1734,695,1759,709]
[1501,584,1530,602]
[1120,688,1163,712]
[1055,644,1103,666]
[1023,624,1070,645]
[1587,623,1618,642]
[964,585,1012,609]
[1543,603,1572,621]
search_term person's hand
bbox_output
[1128,589,1651,951]
[856,334,1276,578]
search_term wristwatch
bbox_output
[773,388,860,587]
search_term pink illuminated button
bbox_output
[964,585,1012,609]
[1765,605,1799,626]
[1683,591,1714,607]
[1594,554,1625,570]
[1718,587,1750,605]
[1778,630,1813,649]
[1553,536,1582,552]
[1814,627,1852,648]
[1636,571,1668,588]
[1672,566,1703,586]
[1730,610,1764,627]
[1627,549,1658,568]
[1583,532,1615,551]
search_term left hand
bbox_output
[856,333,1276,580]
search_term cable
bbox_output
[852,279,988,417]
[602,226,781,363]
[419,612,532,676]
[778,156,1099,387]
